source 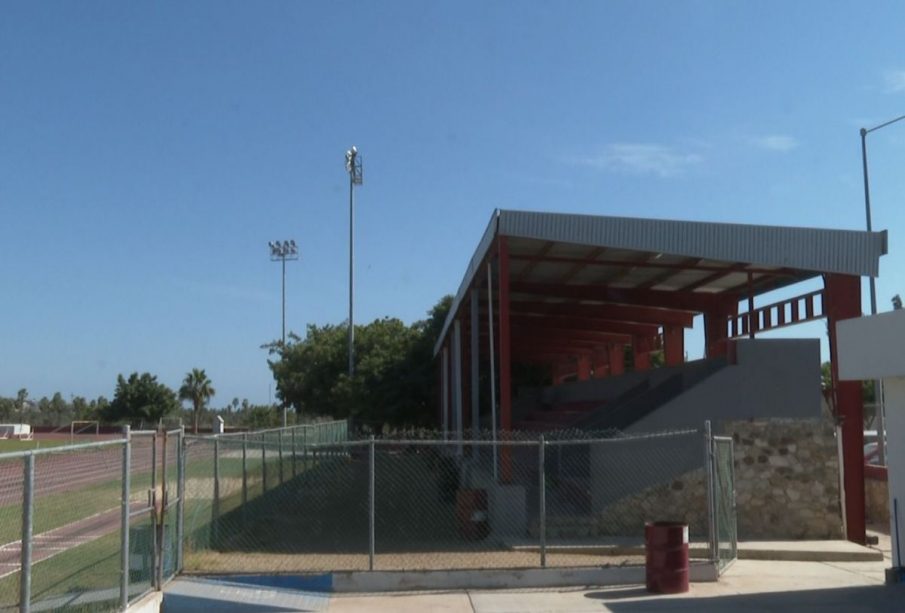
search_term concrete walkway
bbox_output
[163,558,903,612]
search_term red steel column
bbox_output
[593,350,609,378]
[577,355,592,380]
[824,273,865,544]
[704,299,738,358]
[498,237,513,481]
[633,337,651,371]
[664,326,685,366]
[609,344,625,376]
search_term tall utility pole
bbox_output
[269,240,299,427]
[860,113,905,465]
[345,146,363,377]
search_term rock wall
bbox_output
[596,468,709,537]
[722,418,844,539]
[865,473,889,525]
[588,418,844,540]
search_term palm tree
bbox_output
[179,368,216,434]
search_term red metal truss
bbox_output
[727,290,823,339]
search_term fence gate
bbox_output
[710,435,738,572]
[129,428,184,599]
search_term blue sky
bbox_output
[2,1,905,405]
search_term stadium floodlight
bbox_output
[269,239,300,427]
[345,145,363,377]
[860,113,905,466]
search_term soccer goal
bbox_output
[70,420,100,443]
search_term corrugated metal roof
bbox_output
[500,210,886,277]
[433,209,888,356]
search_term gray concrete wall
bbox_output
[628,339,821,433]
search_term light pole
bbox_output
[269,239,299,427]
[345,146,363,377]
[860,113,905,465]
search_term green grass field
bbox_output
[0,439,74,453]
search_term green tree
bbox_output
[269,295,453,430]
[102,373,179,426]
[179,368,216,434]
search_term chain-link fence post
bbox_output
[262,439,267,492]
[150,432,158,590]
[157,430,168,590]
[704,420,717,563]
[278,430,284,485]
[538,436,546,568]
[120,426,131,611]
[176,427,185,574]
[291,428,297,478]
[212,437,220,548]
[302,427,308,473]
[241,433,248,524]
[20,453,34,613]
[368,436,375,571]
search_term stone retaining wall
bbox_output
[721,418,844,539]
[589,418,844,540]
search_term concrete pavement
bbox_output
[163,558,905,612]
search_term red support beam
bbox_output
[509,300,695,327]
[664,325,685,366]
[510,282,735,312]
[498,236,513,482]
[511,314,659,337]
[509,253,798,277]
[824,274,865,544]
[510,328,632,345]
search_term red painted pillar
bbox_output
[609,344,625,376]
[577,355,592,381]
[824,274,865,544]
[593,350,609,378]
[461,316,471,434]
[704,299,738,358]
[664,326,685,366]
[498,236,513,481]
[633,337,651,371]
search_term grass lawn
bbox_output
[0,471,153,546]
[0,439,73,453]
[0,529,124,611]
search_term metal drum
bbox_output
[645,521,689,593]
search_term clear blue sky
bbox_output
[2,1,905,405]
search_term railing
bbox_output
[182,424,735,574]
[0,427,185,612]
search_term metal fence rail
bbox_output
[183,424,734,574]
[0,427,185,613]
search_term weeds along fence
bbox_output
[183,424,736,574]
[0,427,184,613]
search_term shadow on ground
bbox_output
[587,584,905,611]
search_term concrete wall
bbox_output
[630,339,821,432]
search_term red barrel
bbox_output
[455,489,489,540]
[645,521,689,594]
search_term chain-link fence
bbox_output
[0,427,185,613]
[183,424,734,574]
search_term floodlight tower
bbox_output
[860,113,905,465]
[345,146,363,377]
[269,240,299,427]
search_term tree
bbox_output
[179,368,216,434]
[269,295,453,430]
[102,373,179,426]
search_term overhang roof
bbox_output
[433,210,888,356]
